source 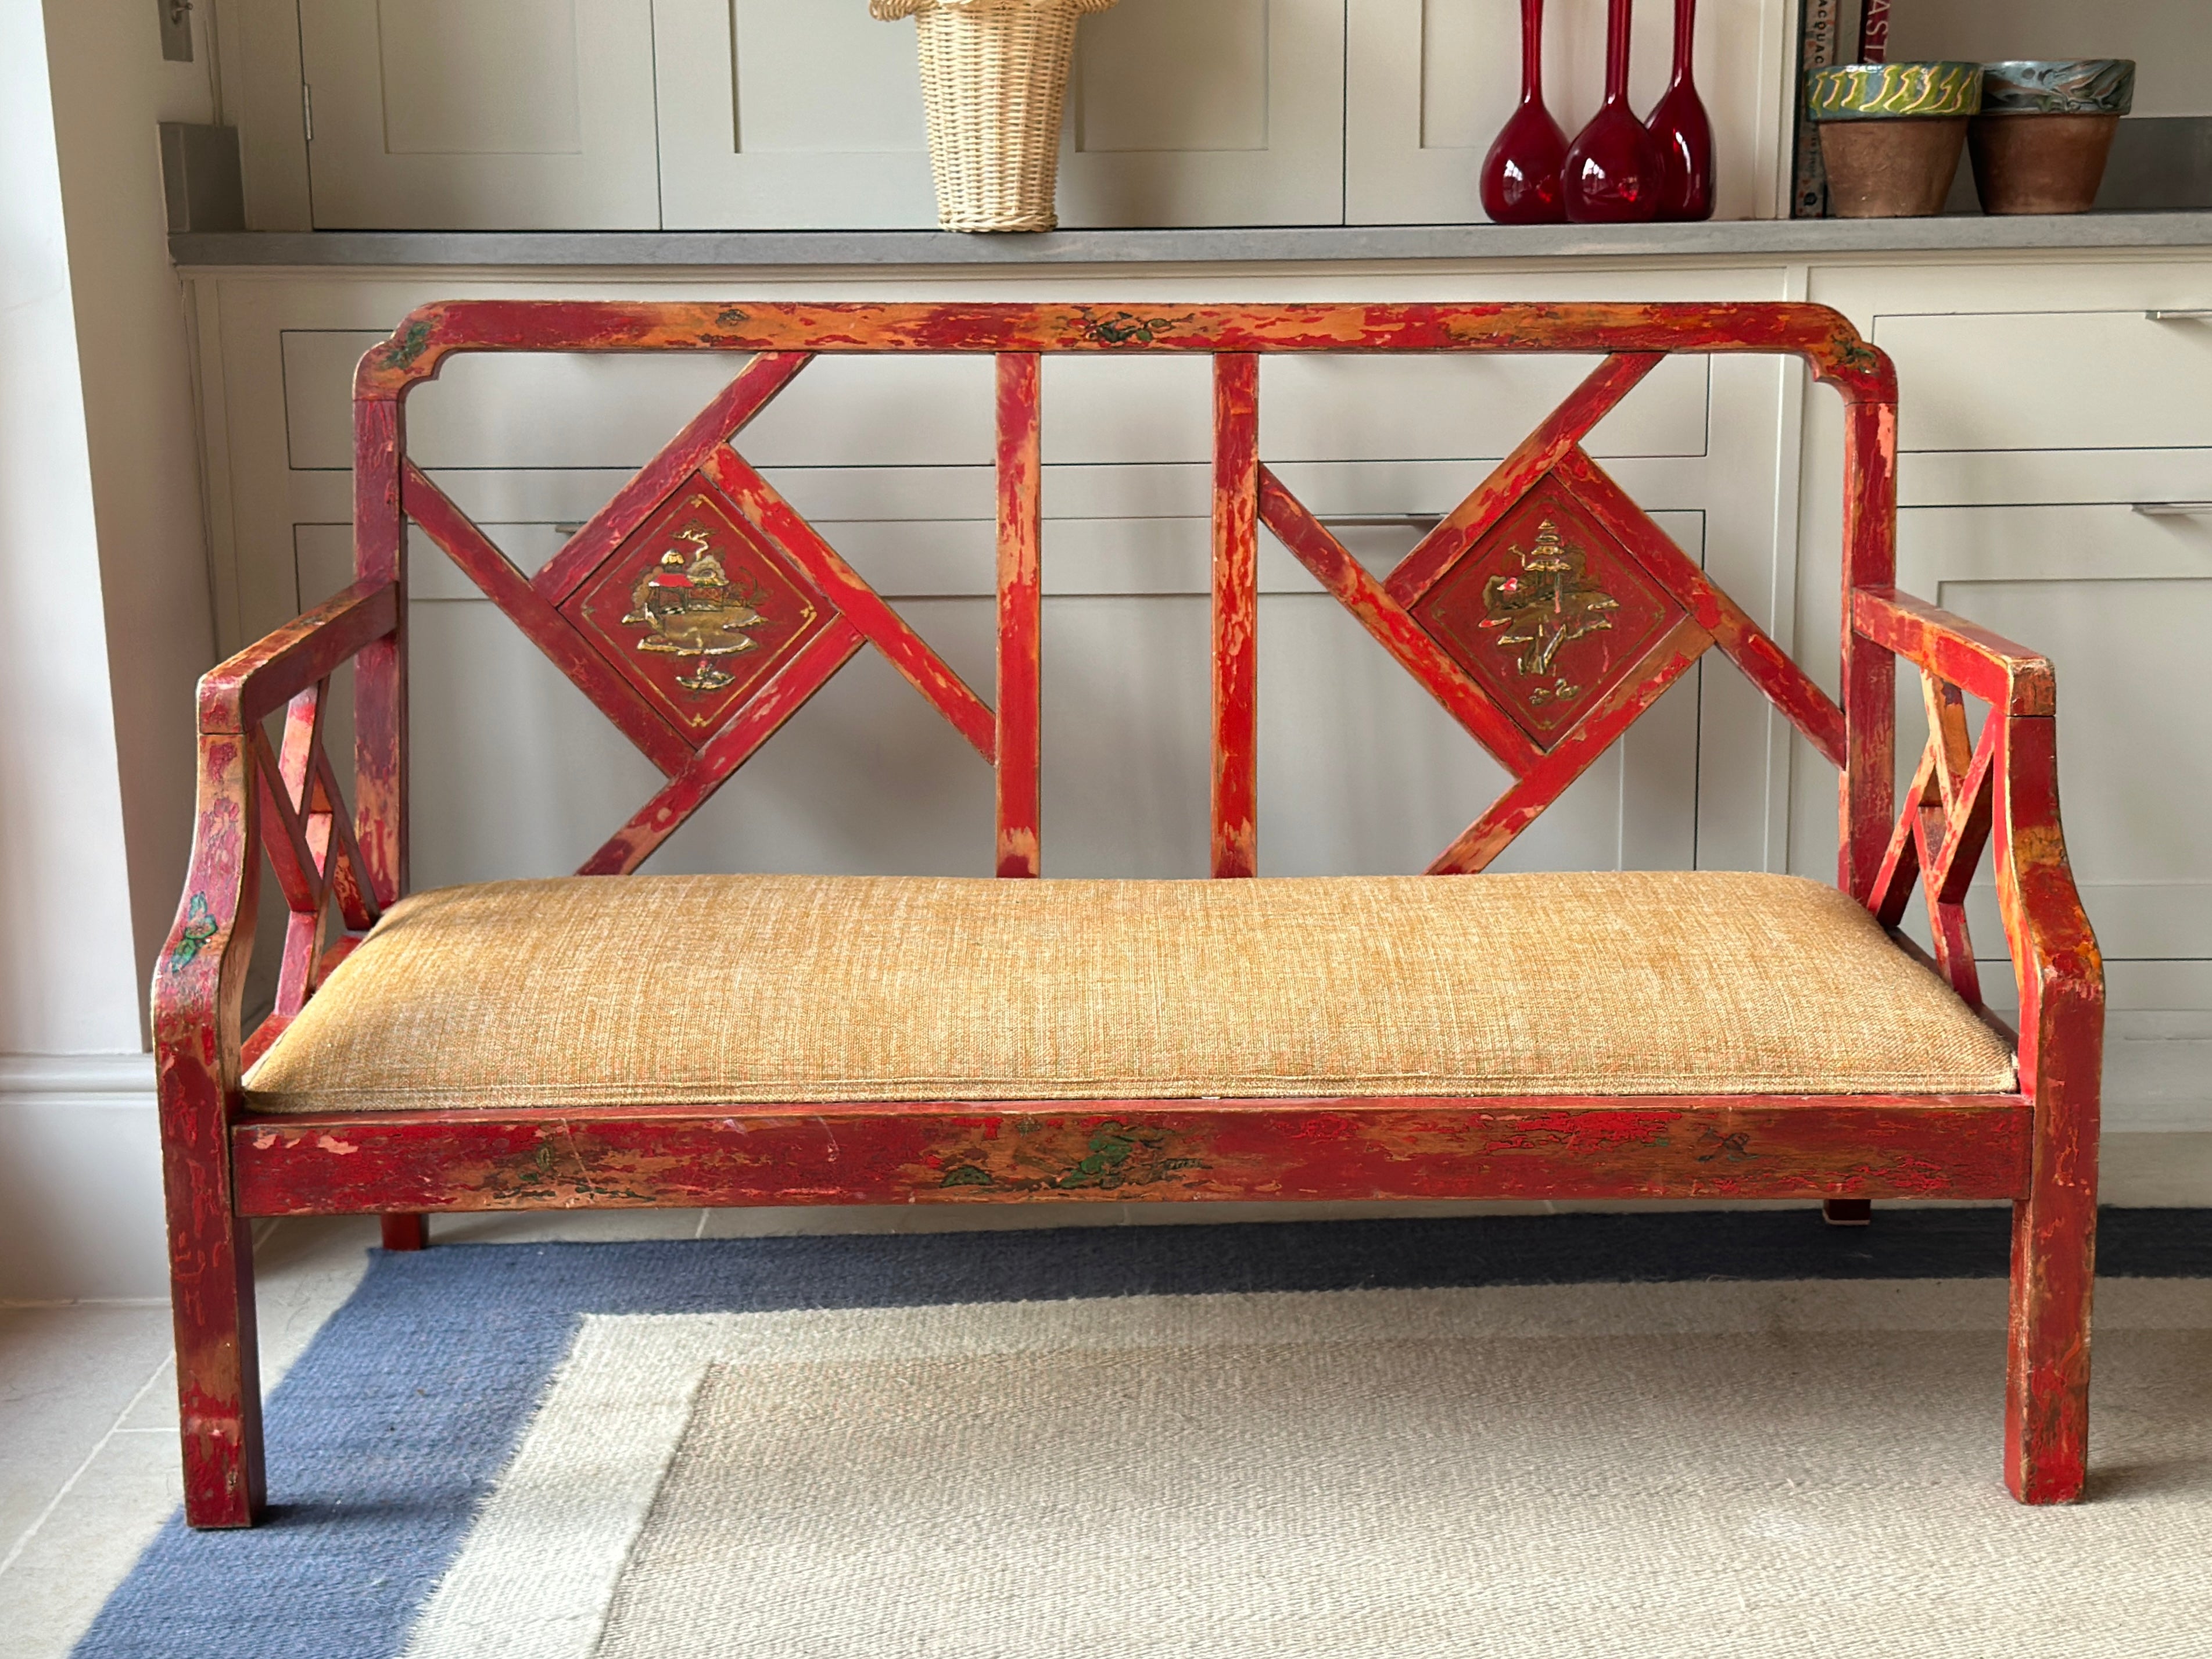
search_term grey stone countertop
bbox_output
[169,213,2212,268]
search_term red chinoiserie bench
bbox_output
[155,302,2102,1528]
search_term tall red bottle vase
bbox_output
[1645,0,1715,220]
[1562,0,1665,223]
[1480,0,1569,224]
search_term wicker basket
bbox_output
[872,0,1118,232]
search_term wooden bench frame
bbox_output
[155,301,2102,1528]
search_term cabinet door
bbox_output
[1345,0,1788,224]
[654,0,935,230]
[297,0,659,228]
[1057,0,1343,227]
[654,0,1343,230]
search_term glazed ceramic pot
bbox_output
[1970,60,2135,215]
[1808,61,1981,218]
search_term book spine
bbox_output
[1859,0,1891,64]
[1790,0,1845,218]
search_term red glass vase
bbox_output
[1562,0,1665,223]
[1644,0,1715,220]
[1479,0,1568,224]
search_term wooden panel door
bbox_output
[1345,0,1789,224]
[296,0,659,228]
[654,0,935,230]
[1883,308,2212,453]
[654,0,1344,228]
[1058,0,1344,227]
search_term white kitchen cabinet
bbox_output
[653,0,1345,229]
[652,0,936,231]
[1345,0,1790,224]
[295,0,660,229]
[1057,0,1343,227]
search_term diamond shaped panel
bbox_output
[560,475,835,740]
[1410,474,1681,747]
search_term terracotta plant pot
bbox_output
[1819,118,1969,217]
[1808,62,1981,218]
[1970,60,2135,216]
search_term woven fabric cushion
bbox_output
[243,872,2016,1112]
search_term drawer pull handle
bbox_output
[2131,501,2212,517]
[1317,513,1443,529]
[2146,310,2212,321]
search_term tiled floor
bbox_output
[6,1133,2209,1658]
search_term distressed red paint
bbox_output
[155,302,2096,1529]
[1210,353,1259,877]
[995,353,1043,876]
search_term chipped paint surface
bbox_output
[226,1098,2035,1216]
[162,298,2102,1524]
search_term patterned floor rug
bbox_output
[73,1212,2212,1658]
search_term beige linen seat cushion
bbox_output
[244,872,2016,1112]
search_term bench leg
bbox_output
[381,1213,429,1251]
[2003,1132,2098,1504]
[170,1211,266,1528]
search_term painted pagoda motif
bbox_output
[560,475,833,738]
[622,524,770,693]
[1479,517,1621,700]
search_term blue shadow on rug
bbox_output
[73,1208,2212,1658]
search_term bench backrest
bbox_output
[348,301,1900,908]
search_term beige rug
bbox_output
[403,1281,2212,1659]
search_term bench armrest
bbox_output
[1851,586,2053,716]
[1848,584,2100,1116]
[156,585,401,1110]
[197,581,399,733]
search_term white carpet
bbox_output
[403,1280,2212,1659]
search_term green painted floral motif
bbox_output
[1078,310,1192,347]
[1695,1128,1755,1164]
[1832,335,1881,375]
[381,317,435,372]
[714,307,751,328]
[1054,1123,1203,1191]
[941,1164,994,1188]
[167,894,218,970]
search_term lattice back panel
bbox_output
[348,302,1900,897]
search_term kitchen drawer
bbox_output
[1877,309,2212,453]
[1901,446,2212,508]
[1898,500,2212,588]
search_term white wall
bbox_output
[1888,0,2212,120]
[0,0,142,1059]
[43,0,222,1009]
[0,0,224,1301]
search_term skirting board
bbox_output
[0,1054,167,1303]
[3,1044,2207,1303]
